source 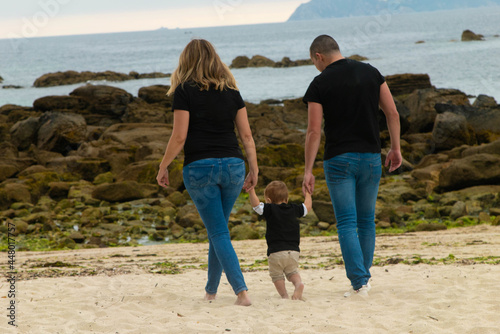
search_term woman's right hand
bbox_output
[156,167,170,189]
[243,171,258,192]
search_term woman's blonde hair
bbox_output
[167,39,238,95]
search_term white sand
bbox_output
[2,225,500,333]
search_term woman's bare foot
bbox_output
[204,293,216,301]
[292,282,304,301]
[234,290,252,306]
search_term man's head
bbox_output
[264,181,289,204]
[309,35,343,72]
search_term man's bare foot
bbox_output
[234,290,252,306]
[292,283,304,301]
[204,293,216,301]
[281,294,290,299]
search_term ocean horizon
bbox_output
[1,6,500,106]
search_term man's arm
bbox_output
[379,82,402,172]
[303,102,323,195]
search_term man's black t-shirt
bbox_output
[262,203,305,256]
[172,82,245,166]
[303,58,385,160]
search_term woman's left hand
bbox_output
[157,167,170,188]
[243,171,258,192]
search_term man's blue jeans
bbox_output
[183,157,248,295]
[324,153,382,290]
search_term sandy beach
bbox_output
[2,224,500,334]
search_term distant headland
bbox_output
[288,0,500,21]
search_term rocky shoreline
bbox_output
[229,54,368,69]
[33,70,171,88]
[1,73,499,251]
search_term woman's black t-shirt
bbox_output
[172,82,245,166]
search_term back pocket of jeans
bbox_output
[228,161,245,185]
[187,165,214,188]
[325,161,350,183]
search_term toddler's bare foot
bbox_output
[235,290,252,306]
[204,293,216,301]
[292,283,304,301]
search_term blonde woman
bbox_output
[156,39,257,306]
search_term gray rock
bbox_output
[37,112,87,154]
[403,88,469,133]
[473,95,497,108]
[92,181,145,202]
[33,95,89,112]
[70,85,133,117]
[462,30,484,41]
[317,222,330,230]
[432,112,475,151]
[312,200,336,224]
[10,117,40,150]
[450,201,467,220]
[438,154,500,191]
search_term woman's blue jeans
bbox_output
[324,153,382,290]
[183,157,248,295]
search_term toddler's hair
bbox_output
[264,181,289,204]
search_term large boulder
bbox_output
[92,181,146,202]
[274,57,313,67]
[230,56,250,69]
[473,95,497,108]
[434,103,500,136]
[432,112,475,151]
[247,55,275,67]
[34,70,131,87]
[312,200,336,224]
[438,154,500,192]
[138,85,172,106]
[462,139,500,157]
[33,95,89,112]
[461,30,484,41]
[257,143,305,167]
[10,117,40,150]
[70,85,133,117]
[403,88,470,133]
[100,123,171,146]
[37,112,87,154]
[116,160,159,184]
[385,74,432,97]
[124,100,171,124]
[0,164,19,182]
[0,183,32,209]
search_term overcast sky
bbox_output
[0,0,308,39]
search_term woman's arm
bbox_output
[156,110,189,188]
[235,107,258,191]
[303,102,323,195]
[379,82,402,172]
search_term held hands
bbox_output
[302,172,315,197]
[385,149,403,173]
[243,171,258,192]
[156,167,169,189]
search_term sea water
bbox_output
[1,7,499,106]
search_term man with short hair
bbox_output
[302,34,402,297]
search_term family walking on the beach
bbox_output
[156,35,402,306]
